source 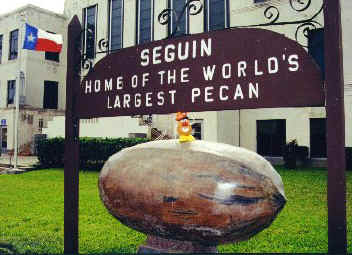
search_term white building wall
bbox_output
[43,116,148,138]
[124,0,137,47]
[153,0,167,41]
[342,0,352,147]
[23,8,67,110]
[152,0,223,143]
[240,107,326,152]
[61,0,151,140]
[342,0,352,87]
[217,111,236,145]
[0,5,67,110]
[62,0,352,152]
[0,5,67,151]
[43,116,65,138]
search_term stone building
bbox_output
[0,4,67,153]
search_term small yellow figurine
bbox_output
[176,112,195,143]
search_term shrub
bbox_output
[296,146,309,164]
[346,147,352,171]
[283,140,298,169]
[37,137,150,169]
[283,140,309,169]
[37,137,65,168]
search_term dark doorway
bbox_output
[1,127,7,152]
[43,81,58,109]
[257,119,286,156]
[191,122,202,140]
[310,118,326,158]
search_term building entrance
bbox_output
[1,127,7,153]
[310,118,327,158]
[257,119,286,157]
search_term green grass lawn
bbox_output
[0,168,351,254]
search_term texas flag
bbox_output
[23,23,63,53]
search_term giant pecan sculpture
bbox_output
[99,140,286,247]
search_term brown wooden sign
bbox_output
[77,28,324,118]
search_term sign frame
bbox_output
[77,28,325,118]
[64,0,347,253]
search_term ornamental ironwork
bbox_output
[158,0,323,47]
[158,0,203,38]
[77,0,324,75]
[75,31,111,76]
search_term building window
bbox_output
[1,127,7,151]
[169,0,188,37]
[38,118,44,131]
[0,35,3,64]
[83,5,97,59]
[27,115,34,125]
[43,81,58,109]
[190,119,203,140]
[308,28,324,80]
[9,29,18,60]
[109,0,123,51]
[45,51,60,62]
[45,32,60,62]
[204,0,229,31]
[257,119,286,156]
[310,118,326,158]
[80,118,99,124]
[137,0,154,44]
[7,80,16,105]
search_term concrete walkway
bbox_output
[0,154,39,173]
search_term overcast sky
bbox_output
[0,0,65,15]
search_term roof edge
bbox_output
[0,4,66,20]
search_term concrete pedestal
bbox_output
[138,235,217,253]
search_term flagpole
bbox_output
[14,13,26,169]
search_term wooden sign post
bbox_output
[64,16,81,255]
[324,1,347,254]
[63,0,347,251]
